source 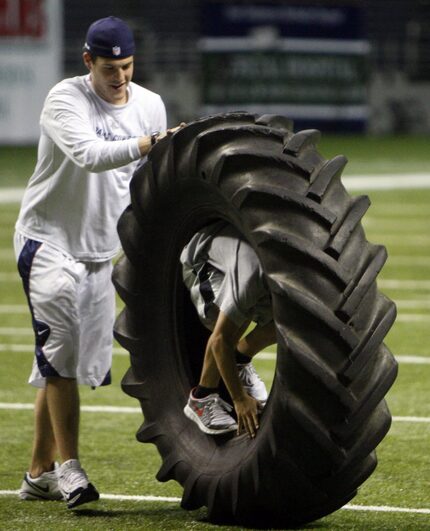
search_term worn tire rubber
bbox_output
[113,113,398,527]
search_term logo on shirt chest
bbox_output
[95,126,135,142]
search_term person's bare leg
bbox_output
[198,347,221,388]
[237,321,276,358]
[29,388,57,478]
[45,376,80,463]
[39,376,100,508]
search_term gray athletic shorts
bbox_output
[181,224,272,331]
[14,233,115,388]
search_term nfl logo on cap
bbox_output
[84,16,135,59]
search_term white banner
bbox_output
[0,0,62,144]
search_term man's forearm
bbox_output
[137,135,152,157]
[138,124,186,157]
[208,335,246,402]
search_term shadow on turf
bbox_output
[73,506,326,530]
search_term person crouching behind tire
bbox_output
[180,221,276,438]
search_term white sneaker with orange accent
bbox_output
[184,390,237,435]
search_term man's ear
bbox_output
[82,51,93,71]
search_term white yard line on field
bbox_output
[396,314,430,322]
[372,205,430,216]
[0,343,429,365]
[1,403,429,423]
[5,274,430,290]
[258,353,430,364]
[392,416,430,423]
[1,277,430,292]
[0,249,427,266]
[378,280,430,290]
[0,403,141,413]
[0,489,181,503]
[0,489,428,515]
[101,493,181,503]
[395,300,430,309]
[23,316,430,329]
[0,344,34,351]
[7,303,427,323]
[2,300,430,314]
[395,355,430,364]
[0,175,429,205]
[371,235,430,246]
[4,275,426,286]
[343,504,430,514]
[0,188,24,203]
[2,274,430,288]
[342,173,430,190]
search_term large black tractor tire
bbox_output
[113,113,397,528]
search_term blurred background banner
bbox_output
[200,1,369,132]
[0,0,62,144]
[0,0,429,142]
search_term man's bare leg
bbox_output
[29,376,79,478]
[198,346,221,389]
[29,388,57,478]
[45,376,80,463]
[237,321,276,358]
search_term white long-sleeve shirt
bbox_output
[16,74,166,261]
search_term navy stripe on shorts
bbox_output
[17,239,60,378]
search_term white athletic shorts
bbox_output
[14,233,115,388]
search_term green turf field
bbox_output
[0,135,429,187]
[0,140,429,530]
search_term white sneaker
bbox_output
[238,362,268,404]
[184,390,238,435]
[57,459,99,509]
[19,464,63,501]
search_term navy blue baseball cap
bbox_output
[84,16,135,59]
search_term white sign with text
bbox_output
[0,0,62,144]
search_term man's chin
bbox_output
[108,89,127,104]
